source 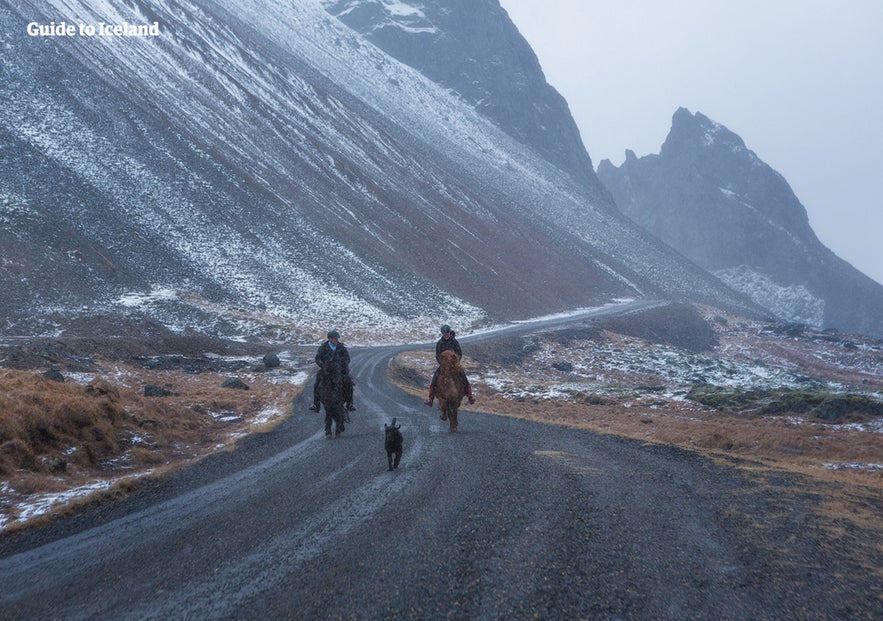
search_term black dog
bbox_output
[384,418,403,471]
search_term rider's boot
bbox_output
[424,384,435,407]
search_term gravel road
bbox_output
[1,304,880,620]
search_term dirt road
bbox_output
[1,304,879,619]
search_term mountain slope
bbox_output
[2,1,758,342]
[598,108,883,337]
[319,0,603,197]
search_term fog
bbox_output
[500,0,883,286]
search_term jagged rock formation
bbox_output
[598,108,883,337]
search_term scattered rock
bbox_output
[42,368,65,382]
[772,323,807,338]
[144,385,175,397]
[552,361,573,373]
[221,377,250,391]
[135,354,250,374]
[47,457,67,473]
[262,352,281,368]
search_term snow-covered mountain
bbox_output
[1,0,757,343]
[319,0,604,197]
[598,108,883,338]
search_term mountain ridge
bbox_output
[319,0,604,196]
[3,1,760,343]
[598,107,883,337]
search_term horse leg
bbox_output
[394,449,401,469]
[323,405,333,437]
[334,403,345,435]
[449,407,458,432]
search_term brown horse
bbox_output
[436,349,467,432]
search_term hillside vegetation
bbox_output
[0,343,307,531]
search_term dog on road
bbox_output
[384,418,403,471]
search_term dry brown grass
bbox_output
[0,363,303,530]
[389,350,883,490]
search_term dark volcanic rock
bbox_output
[42,368,65,383]
[262,353,281,368]
[552,361,573,373]
[144,385,176,397]
[221,377,250,391]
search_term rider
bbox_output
[424,324,475,406]
[310,330,355,412]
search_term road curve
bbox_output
[1,301,877,619]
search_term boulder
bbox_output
[144,384,175,397]
[221,377,250,391]
[42,368,65,382]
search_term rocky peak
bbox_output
[320,0,608,199]
[598,108,883,337]
[662,107,748,158]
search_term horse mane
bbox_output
[438,349,463,374]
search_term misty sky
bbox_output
[498,0,883,286]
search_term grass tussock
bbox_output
[0,371,128,475]
[0,365,303,528]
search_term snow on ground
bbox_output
[460,307,883,439]
[0,475,149,531]
[824,463,883,472]
[714,266,825,328]
[0,356,311,532]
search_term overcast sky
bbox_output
[498,0,883,286]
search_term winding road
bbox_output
[0,302,878,619]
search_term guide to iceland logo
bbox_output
[27,20,161,37]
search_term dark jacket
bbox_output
[435,332,462,363]
[315,340,350,373]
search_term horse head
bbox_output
[439,349,462,372]
[323,356,345,384]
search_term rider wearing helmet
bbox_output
[424,324,475,406]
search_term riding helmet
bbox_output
[440,324,452,335]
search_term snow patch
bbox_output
[323,1,440,35]
[0,475,150,530]
[714,266,824,327]
[117,287,180,308]
[823,462,883,471]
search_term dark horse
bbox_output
[320,358,347,437]
[436,349,467,432]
